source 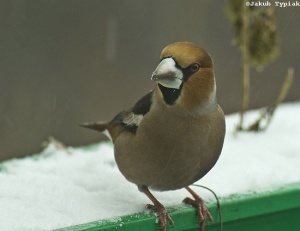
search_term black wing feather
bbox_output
[131,90,153,115]
[110,90,153,133]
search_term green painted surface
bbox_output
[55,183,300,231]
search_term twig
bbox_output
[42,136,72,155]
[246,68,294,131]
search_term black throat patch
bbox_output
[158,84,182,105]
[157,61,197,105]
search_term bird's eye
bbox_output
[190,63,200,72]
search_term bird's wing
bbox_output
[80,90,153,137]
[111,90,154,133]
[131,90,153,115]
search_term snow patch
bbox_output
[0,102,300,231]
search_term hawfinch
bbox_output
[82,42,226,231]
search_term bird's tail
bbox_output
[80,121,109,132]
[80,121,123,142]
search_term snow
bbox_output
[1,102,300,231]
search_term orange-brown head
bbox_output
[151,42,217,115]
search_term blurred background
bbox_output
[0,0,299,161]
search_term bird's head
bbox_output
[151,42,217,114]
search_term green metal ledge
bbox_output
[55,183,300,231]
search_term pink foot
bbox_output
[146,203,174,231]
[139,185,174,231]
[184,187,213,231]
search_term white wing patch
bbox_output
[102,129,113,141]
[123,112,144,127]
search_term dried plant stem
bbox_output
[273,68,295,106]
[42,136,72,155]
[246,68,295,131]
[238,0,251,131]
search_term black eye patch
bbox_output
[182,63,201,81]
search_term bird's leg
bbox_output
[183,186,213,231]
[139,185,174,231]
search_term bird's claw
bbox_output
[146,203,174,231]
[183,196,212,231]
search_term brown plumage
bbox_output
[81,42,225,231]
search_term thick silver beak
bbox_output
[151,58,183,89]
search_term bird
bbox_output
[81,41,226,231]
